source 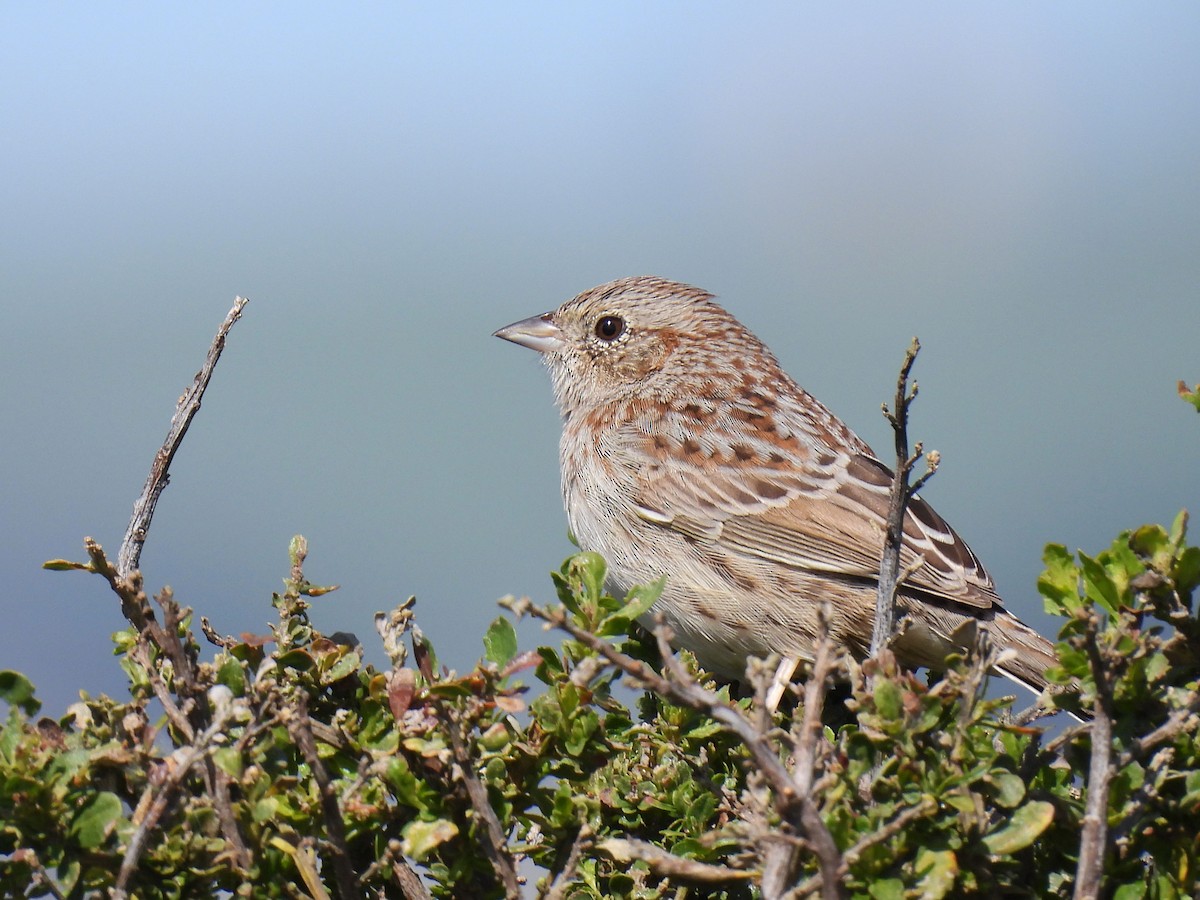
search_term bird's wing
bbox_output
[628,423,1000,612]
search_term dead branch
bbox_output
[111,696,236,898]
[391,857,434,899]
[872,337,937,656]
[598,837,755,884]
[287,695,361,900]
[543,825,593,900]
[517,598,845,896]
[446,708,523,898]
[118,296,248,578]
[1074,610,1113,900]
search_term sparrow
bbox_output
[495,276,1058,693]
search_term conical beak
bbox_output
[493,313,564,353]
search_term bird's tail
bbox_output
[988,611,1061,694]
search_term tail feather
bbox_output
[988,611,1060,693]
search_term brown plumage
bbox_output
[495,276,1058,692]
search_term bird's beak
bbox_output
[493,313,564,354]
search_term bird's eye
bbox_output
[594,315,625,342]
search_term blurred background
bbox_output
[2,4,1197,713]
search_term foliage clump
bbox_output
[1,513,1198,898]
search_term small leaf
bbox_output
[69,791,123,849]
[1038,545,1082,615]
[985,771,1026,809]
[213,746,244,778]
[0,671,40,715]
[275,649,314,671]
[869,878,906,900]
[42,559,95,572]
[608,578,664,628]
[1079,553,1120,615]
[321,649,360,684]
[575,552,607,605]
[495,693,525,714]
[301,582,340,597]
[1112,881,1147,900]
[1175,546,1200,594]
[983,800,1055,855]
[1178,379,1200,412]
[389,668,417,719]
[502,648,542,678]
[874,679,903,720]
[914,847,958,900]
[216,659,246,695]
[412,629,437,681]
[484,616,519,667]
[401,818,459,860]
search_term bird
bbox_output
[494,275,1059,695]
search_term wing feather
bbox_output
[632,420,1000,612]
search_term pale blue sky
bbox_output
[2,4,1198,712]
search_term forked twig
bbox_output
[515,599,846,898]
[447,709,522,898]
[871,337,938,656]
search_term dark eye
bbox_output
[594,315,625,341]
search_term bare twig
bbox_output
[786,798,938,899]
[118,296,248,578]
[130,639,195,740]
[872,337,937,656]
[391,856,434,899]
[287,695,361,900]
[764,615,843,899]
[446,709,522,899]
[112,699,235,897]
[1074,611,1113,900]
[795,627,842,899]
[1116,695,1200,767]
[598,838,755,884]
[1109,747,1175,849]
[199,616,237,649]
[519,599,844,896]
[542,825,593,900]
[19,851,67,900]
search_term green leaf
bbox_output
[982,800,1055,855]
[213,746,244,778]
[869,878,906,900]
[1112,881,1147,900]
[874,679,903,720]
[985,771,1027,809]
[555,552,607,620]
[550,577,577,623]
[1168,508,1189,546]
[484,616,518,667]
[565,709,600,756]
[575,552,607,604]
[621,577,664,621]
[1175,546,1200,594]
[1130,523,1170,568]
[1038,545,1082,615]
[41,559,95,572]
[321,649,360,684]
[914,847,958,900]
[216,658,247,695]
[276,649,315,671]
[1079,553,1121,615]
[0,671,40,715]
[401,818,459,860]
[69,791,123,849]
